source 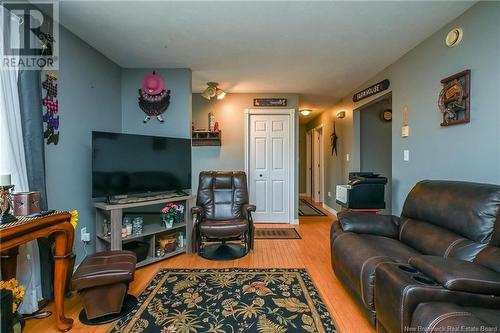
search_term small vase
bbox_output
[162,216,174,229]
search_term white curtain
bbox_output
[0,12,43,314]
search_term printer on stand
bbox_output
[336,172,388,210]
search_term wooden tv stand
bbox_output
[94,194,194,268]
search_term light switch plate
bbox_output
[328,192,332,197]
[346,153,350,161]
[402,125,409,137]
[404,150,410,161]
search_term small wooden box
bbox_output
[13,192,41,216]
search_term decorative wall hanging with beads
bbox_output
[138,71,171,123]
[42,73,60,145]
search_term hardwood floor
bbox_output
[26,200,374,333]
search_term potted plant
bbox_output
[0,278,25,332]
[161,203,178,228]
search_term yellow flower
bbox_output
[70,210,78,229]
[0,278,25,313]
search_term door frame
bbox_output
[305,130,312,197]
[244,108,296,224]
[311,124,324,203]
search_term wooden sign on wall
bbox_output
[253,98,287,107]
[353,79,390,102]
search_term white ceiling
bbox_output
[58,1,474,121]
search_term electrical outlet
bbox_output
[81,227,90,242]
[346,153,350,161]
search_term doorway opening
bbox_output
[354,93,392,213]
[306,125,324,203]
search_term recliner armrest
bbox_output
[243,204,256,212]
[409,256,500,296]
[337,211,399,238]
[191,206,204,215]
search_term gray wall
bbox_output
[45,26,122,263]
[359,98,392,213]
[305,1,500,214]
[192,93,300,219]
[121,68,192,139]
[46,31,193,264]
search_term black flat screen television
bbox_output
[92,131,191,198]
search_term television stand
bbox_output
[107,191,189,205]
[94,194,194,268]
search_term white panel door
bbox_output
[249,114,289,222]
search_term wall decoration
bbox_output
[380,109,392,122]
[438,69,470,126]
[353,79,390,102]
[253,98,287,107]
[42,73,60,145]
[331,121,338,156]
[138,71,171,123]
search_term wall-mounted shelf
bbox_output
[192,131,221,146]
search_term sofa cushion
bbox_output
[399,218,487,260]
[401,180,500,243]
[332,233,419,309]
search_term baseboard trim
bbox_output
[322,203,338,217]
[291,218,299,225]
[299,193,308,198]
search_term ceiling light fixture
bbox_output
[202,82,227,100]
[300,109,312,116]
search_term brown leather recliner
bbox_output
[192,171,256,255]
[330,180,500,332]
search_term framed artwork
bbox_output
[253,98,287,107]
[438,69,470,126]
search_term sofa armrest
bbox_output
[337,211,400,238]
[409,256,500,296]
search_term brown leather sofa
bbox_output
[330,180,500,332]
[410,302,500,332]
[192,171,256,256]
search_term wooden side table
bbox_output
[0,212,75,332]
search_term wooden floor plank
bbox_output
[25,199,374,333]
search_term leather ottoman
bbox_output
[72,250,136,323]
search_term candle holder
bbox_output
[0,185,17,224]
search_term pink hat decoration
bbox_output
[138,71,171,123]
[142,71,165,95]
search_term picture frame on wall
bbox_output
[438,69,470,126]
[253,98,287,107]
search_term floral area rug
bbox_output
[109,268,337,333]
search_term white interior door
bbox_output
[312,128,322,202]
[249,114,289,222]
